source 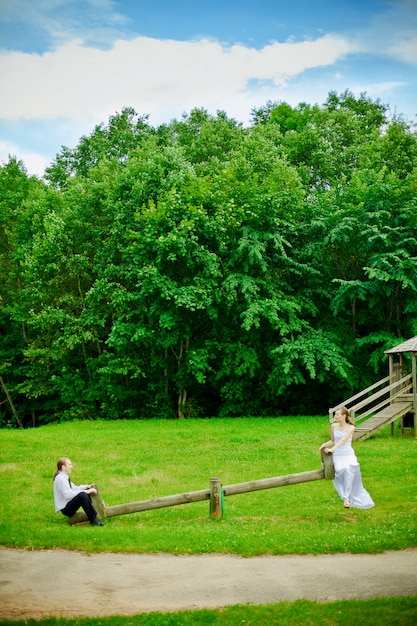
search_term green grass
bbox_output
[1,417,416,555]
[0,598,417,625]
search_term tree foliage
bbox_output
[1,94,417,426]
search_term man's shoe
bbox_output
[90,519,104,526]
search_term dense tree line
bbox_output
[1,91,417,426]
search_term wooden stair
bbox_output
[353,401,413,441]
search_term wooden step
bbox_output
[353,401,413,440]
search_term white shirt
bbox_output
[53,471,88,512]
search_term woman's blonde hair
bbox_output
[338,406,354,425]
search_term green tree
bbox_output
[3,92,416,425]
[0,158,47,426]
[45,107,153,188]
[301,112,417,387]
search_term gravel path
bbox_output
[1,548,417,619]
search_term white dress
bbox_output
[332,429,375,509]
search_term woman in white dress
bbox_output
[320,406,374,509]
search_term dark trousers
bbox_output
[61,492,97,522]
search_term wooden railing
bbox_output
[329,373,413,424]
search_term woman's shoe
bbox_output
[343,499,351,508]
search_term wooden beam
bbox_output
[103,488,210,520]
[69,457,335,524]
[223,469,325,497]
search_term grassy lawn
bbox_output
[1,417,416,625]
[1,416,416,555]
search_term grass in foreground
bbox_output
[1,597,417,626]
[0,417,416,555]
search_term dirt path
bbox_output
[1,548,417,619]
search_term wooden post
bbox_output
[388,353,394,384]
[321,449,335,480]
[412,352,417,438]
[389,356,394,435]
[209,477,223,519]
[91,485,105,519]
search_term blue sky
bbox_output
[1,0,416,177]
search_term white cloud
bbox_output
[357,0,417,66]
[354,80,408,97]
[388,36,417,65]
[0,0,129,49]
[0,140,50,177]
[1,2,416,177]
[0,33,356,122]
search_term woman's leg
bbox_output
[333,465,355,502]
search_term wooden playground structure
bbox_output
[329,336,417,440]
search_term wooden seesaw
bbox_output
[69,450,335,525]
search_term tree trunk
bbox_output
[178,388,187,419]
[0,374,24,429]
